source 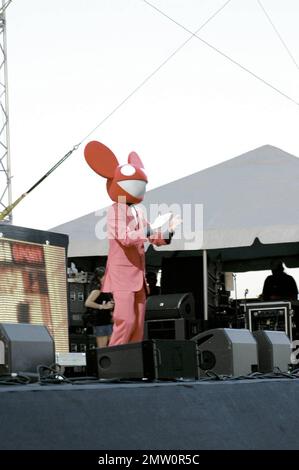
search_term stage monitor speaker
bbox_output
[192,328,258,377]
[0,323,55,374]
[144,318,187,341]
[145,293,195,321]
[86,340,198,380]
[253,330,291,373]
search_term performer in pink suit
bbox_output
[84,141,180,346]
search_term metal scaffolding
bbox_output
[0,0,12,223]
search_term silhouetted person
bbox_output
[146,271,161,296]
[262,260,298,301]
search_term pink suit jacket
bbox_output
[102,203,169,293]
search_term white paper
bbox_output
[150,212,172,230]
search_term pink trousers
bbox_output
[109,288,146,346]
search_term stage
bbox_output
[0,377,298,450]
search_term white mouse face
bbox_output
[118,179,147,199]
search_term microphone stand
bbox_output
[244,289,249,329]
[233,274,238,323]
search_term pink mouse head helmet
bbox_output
[84,141,148,204]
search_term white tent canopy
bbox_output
[52,145,299,268]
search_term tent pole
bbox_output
[203,250,208,324]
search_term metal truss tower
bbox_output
[0,0,12,223]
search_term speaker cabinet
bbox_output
[253,330,291,373]
[69,333,96,353]
[68,282,86,313]
[144,318,202,341]
[144,318,187,341]
[145,293,195,321]
[0,323,55,374]
[86,340,198,380]
[192,328,258,377]
[161,256,204,314]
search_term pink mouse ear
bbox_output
[84,141,119,179]
[128,151,144,169]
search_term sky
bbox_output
[3,0,299,297]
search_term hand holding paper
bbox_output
[168,213,182,232]
[150,212,182,233]
[150,212,173,230]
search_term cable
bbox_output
[0,367,297,386]
[66,376,100,384]
[142,0,299,107]
[26,145,79,194]
[257,0,299,71]
[3,1,299,221]
[196,367,299,382]
[290,367,299,378]
[37,364,72,385]
[0,0,12,15]
[0,372,31,386]
[0,145,80,220]
[37,365,101,385]
[0,0,232,221]
[76,0,233,146]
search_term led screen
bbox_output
[0,237,69,353]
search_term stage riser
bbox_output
[0,380,298,449]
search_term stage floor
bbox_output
[0,377,299,450]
